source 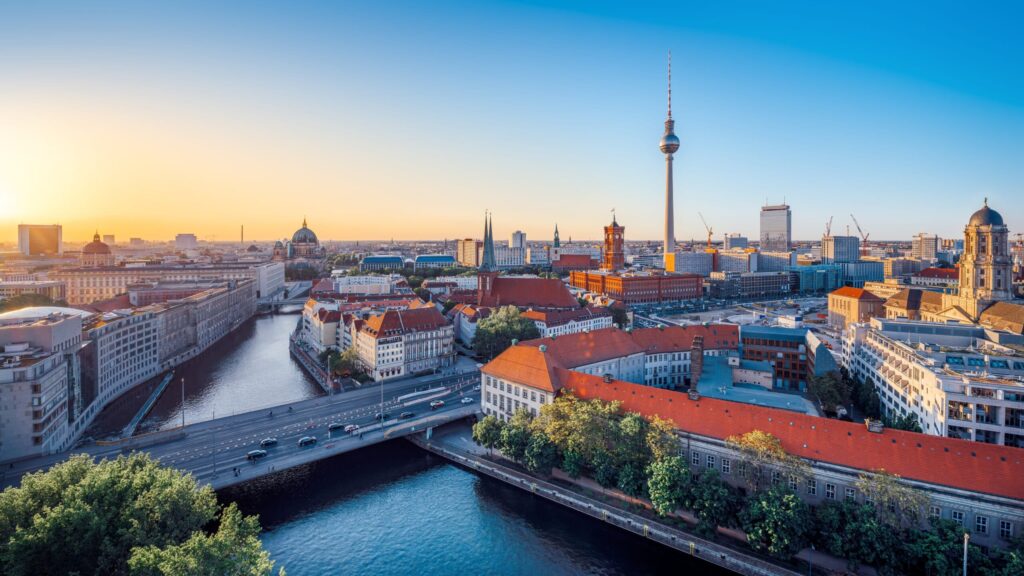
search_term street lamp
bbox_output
[962,532,969,576]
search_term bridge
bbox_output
[2,372,482,491]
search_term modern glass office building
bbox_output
[759,204,791,252]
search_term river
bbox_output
[88,309,731,574]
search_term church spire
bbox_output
[553,223,560,248]
[481,211,496,271]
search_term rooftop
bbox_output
[566,372,1024,501]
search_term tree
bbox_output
[524,431,559,476]
[472,415,504,456]
[812,500,903,574]
[726,430,809,492]
[904,519,988,576]
[497,409,533,462]
[128,504,281,576]
[472,305,541,359]
[884,412,923,433]
[690,469,735,537]
[0,453,276,576]
[610,307,630,329]
[576,296,588,308]
[645,456,690,516]
[561,448,584,479]
[852,374,882,419]
[616,462,646,497]
[854,469,927,528]
[0,293,68,312]
[741,485,810,560]
[645,415,678,462]
[592,450,618,488]
[413,287,431,302]
[807,371,850,413]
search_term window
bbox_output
[845,488,856,501]
[930,506,941,519]
[976,516,988,535]
[721,458,730,475]
[706,455,715,469]
[691,451,700,466]
[806,479,817,496]
[825,483,836,500]
[1000,520,1014,540]
[771,471,781,486]
[789,476,798,492]
[951,511,964,527]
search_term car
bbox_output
[298,436,317,448]
[374,412,390,421]
[344,424,359,433]
[461,397,474,404]
[472,384,480,391]
[399,411,415,419]
[328,422,345,431]
[259,438,278,448]
[246,449,268,461]
[430,400,445,410]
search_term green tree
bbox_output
[854,469,927,528]
[741,485,810,560]
[0,453,276,576]
[690,469,735,538]
[592,450,618,488]
[904,518,989,576]
[497,409,533,462]
[812,500,903,574]
[128,504,281,576]
[523,431,559,476]
[645,456,690,516]
[471,415,504,456]
[884,412,923,433]
[561,448,584,478]
[610,307,630,329]
[807,371,850,413]
[645,415,679,462]
[472,305,541,359]
[726,430,809,492]
[852,374,882,419]
[615,462,646,497]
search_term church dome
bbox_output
[969,200,1004,227]
[82,232,111,255]
[291,219,318,244]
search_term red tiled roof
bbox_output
[830,286,884,301]
[479,277,578,309]
[915,268,959,280]
[565,372,1024,501]
[520,306,611,326]
[361,306,449,338]
[483,325,740,390]
[310,278,335,295]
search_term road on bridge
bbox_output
[2,372,482,491]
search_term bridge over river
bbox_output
[2,373,481,491]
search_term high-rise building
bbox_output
[723,234,748,250]
[601,215,625,271]
[912,233,940,261]
[456,238,482,267]
[17,224,62,256]
[175,233,198,250]
[509,230,526,251]
[660,54,680,272]
[759,204,791,252]
[821,235,860,264]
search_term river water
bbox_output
[89,309,731,574]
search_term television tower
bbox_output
[660,52,680,272]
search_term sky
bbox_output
[0,1,1021,244]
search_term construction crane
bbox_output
[698,212,714,249]
[850,213,870,243]
[824,216,834,237]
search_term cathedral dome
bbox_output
[291,219,318,244]
[969,200,1004,227]
[82,232,111,255]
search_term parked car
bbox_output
[344,424,359,433]
[400,411,415,419]
[246,449,268,461]
[259,438,278,448]
[430,400,445,410]
[298,436,317,448]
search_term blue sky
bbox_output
[0,1,1021,242]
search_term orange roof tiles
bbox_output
[565,371,1024,501]
[915,268,960,280]
[479,277,578,309]
[830,286,884,301]
[360,307,448,338]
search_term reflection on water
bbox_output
[223,442,731,576]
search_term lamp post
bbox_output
[963,532,969,576]
[180,377,185,428]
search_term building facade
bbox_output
[17,224,62,256]
[353,307,454,381]
[828,286,885,330]
[570,270,703,304]
[601,216,625,271]
[759,204,792,252]
[821,235,860,264]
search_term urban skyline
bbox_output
[1,2,1021,244]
